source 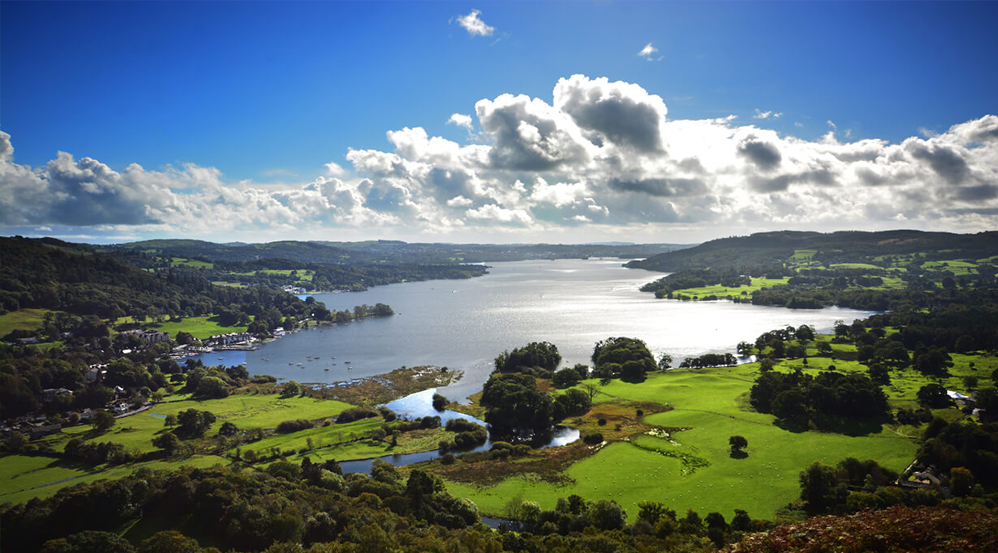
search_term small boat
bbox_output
[324,368,330,371]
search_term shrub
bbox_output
[336,407,379,423]
[444,418,480,433]
[583,433,604,445]
[597,417,607,426]
[431,393,448,411]
[276,419,313,433]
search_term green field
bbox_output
[0,454,228,506]
[142,316,248,339]
[0,308,52,338]
[1,393,355,504]
[830,262,883,270]
[169,257,214,268]
[445,364,921,521]
[671,277,791,299]
[922,260,978,275]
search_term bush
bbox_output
[441,452,456,465]
[597,417,607,426]
[445,418,480,433]
[276,419,313,433]
[336,407,379,423]
[452,427,488,449]
[583,433,604,444]
[431,393,448,411]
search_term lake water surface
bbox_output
[195,259,875,401]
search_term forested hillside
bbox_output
[627,230,998,272]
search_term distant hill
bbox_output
[626,230,998,272]
[112,239,691,265]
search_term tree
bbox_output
[817,341,834,356]
[218,421,239,437]
[494,342,562,375]
[553,388,592,420]
[592,337,655,380]
[917,384,952,408]
[176,409,216,437]
[582,383,600,402]
[551,368,582,388]
[481,373,552,436]
[281,380,302,398]
[91,410,115,432]
[194,376,228,399]
[729,435,748,456]
[588,499,626,530]
[949,467,975,497]
[658,353,673,370]
[137,530,202,553]
[4,431,27,453]
[39,530,136,553]
[799,461,841,514]
[152,432,180,454]
[164,414,178,427]
[431,393,448,411]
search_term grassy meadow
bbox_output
[0,308,51,338]
[0,392,355,504]
[444,363,922,521]
[670,277,791,299]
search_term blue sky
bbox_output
[2,1,997,243]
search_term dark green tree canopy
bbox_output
[481,373,553,437]
[592,337,656,381]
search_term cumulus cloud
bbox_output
[453,9,494,37]
[637,42,661,61]
[554,75,668,153]
[753,109,783,119]
[3,75,997,240]
[447,113,474,131]
[324,161,346,176]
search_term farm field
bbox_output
[144,316,248,339]
[0,393,355,504]
[442,357,962,521]
[670,277,791,299]
[0,308,51,338]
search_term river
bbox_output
[193,259,876,401]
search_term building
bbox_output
[120,329,171,346]
[40,388,73,402]
[204,332,254,347]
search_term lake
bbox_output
[193,259,876,402]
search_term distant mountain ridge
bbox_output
[626,230,998,272]
[112,239,690,265]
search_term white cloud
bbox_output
[447,195,474,207]
[454,9,494,37]
[637,42,660,61]
[753,109,783,119]
[447,113,474,131]
[3,77,996,241]
[324,161,346,177]
[827,120,837,130]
